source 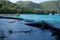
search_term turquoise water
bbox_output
[20,14,60,28]
[0,14,60,40]
[20,14,60,21]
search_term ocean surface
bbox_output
[0,14,60,40]
[20,14,60,21]
[20,14,60,28]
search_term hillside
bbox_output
[16,1,41,9]
[0,0,21,14]
[15,1,59,14]
[40,1,58,11]
[0,0,59,14]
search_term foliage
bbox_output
[0,0,59,14]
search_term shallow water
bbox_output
[20,14,60,21]
[0,19,55,40]
[0,14,60,40]
[20,14,60,28]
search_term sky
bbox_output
[9,0,51,3]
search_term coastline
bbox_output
[0,16,23,20]
[0,17,60,40]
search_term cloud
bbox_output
[10,0,51,3]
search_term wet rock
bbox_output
[26,20,60,40]
[56,35,60,40]
[25,19,34,22]
[0,30,7,40]
[51,28,60,40]
[52,32,60,40]
[26,21,44,28]
[9,21,16,23]
[0,36,6,38]
[9,30,13,33]
[14,29,32,33]
[18,18,23,21]
[52,29,60,36]
[26,20,58,30]
[41,23,53,30]
[26,20,54,30]
[22,30,32,33]
[0,16,23,20]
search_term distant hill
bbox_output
[15,1,41,9]
[16,1,59,13]
[0,0,59,14]
[0,0,21,14]
[40,1,58,11]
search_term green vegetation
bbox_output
[0,0,59,14]
[0,0,21,14]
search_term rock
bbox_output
[9,30,13,33]
[0,16,23,20]
[0,30,7,40]
[52,29,60,36]
[25,19,34,22]
[26,22,43,28]
[26,20,60,40]
[26,20,54,30]
[18,18,23,21]
[56,35,60,40]
[9,21,16,23]
[26,20,57,30]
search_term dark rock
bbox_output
[9,30,13,33]
[0,16,23,20]
[26,20,60,40]
[9,21,16,23]
[25,20,46,28]
[0,36,5,38]
[51,28,60,40]
[26,22,43,28]
[18,18,23,21]
[52,29,60,36]
[56,35,60,40]
[26,21,54,30]
[26,20,59,30]
[25,19,34,22]
[42,23,53,30]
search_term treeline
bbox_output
[0,0,58,14]
[0,0,21,14]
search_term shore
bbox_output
[0,17,56,40]
[0,17,60,40]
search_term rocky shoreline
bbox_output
[26,20,60,40]
[0,17,60,40]
[0,16,23,20]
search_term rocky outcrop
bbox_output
[0,30,7,40]
[26,20,60,40]
[24,19,34,22]
[0,16,23,20]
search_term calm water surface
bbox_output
[20,14,60,28]
[0,14,60,40]
[20,14,60,21]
